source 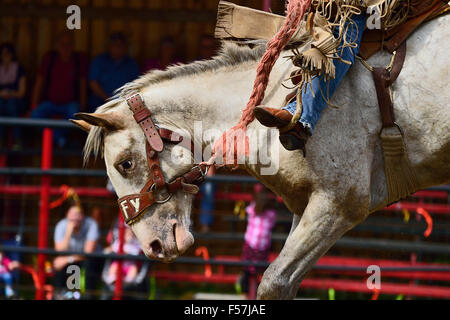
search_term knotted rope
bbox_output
[205,0,312,166]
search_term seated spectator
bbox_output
[104,226,141,285]
[0,43,27,148]
[53,204,102,300]
[88,32,139,112]
[142,36,182,73]
[237,184,276,294]
[30,32,88,148]
[196,34,217,60]
[0,250,20,298]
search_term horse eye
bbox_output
[120,160,133,171]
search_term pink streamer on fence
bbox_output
[205,0,312,166]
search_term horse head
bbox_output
[73,96,198,263]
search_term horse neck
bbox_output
[149,57,292,151]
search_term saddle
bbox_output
[359,0,450,58]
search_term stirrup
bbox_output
[279,133,307,157]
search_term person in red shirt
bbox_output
[141,36,183,73]
[196,34,217,61]
[30,32,88,147]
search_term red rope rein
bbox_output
[206,0,312,166]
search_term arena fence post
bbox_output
[262,0,271,12]
[113,210,125,300]
[36,128,53,300]
[247,271,257,300]
[0,150,5,186]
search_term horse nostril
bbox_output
[172,223,177,241]
[150,239,162,256]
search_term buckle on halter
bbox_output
[191,165,209,183]
[150,184,172,204]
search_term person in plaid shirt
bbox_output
[237,184,276,294]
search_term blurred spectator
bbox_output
[199,166,216,233]
[30,32,88,148]
[197,34,217,60]
[105,218,119,246]
[53,204,102,300]
[0,42,27,148]
[104,226,141,285]
[102,219,150,300]
[90,206,103,230]
[88,32,139,111]
[237,184,276,294]
[0,250,20,298]
[142,36,182,73]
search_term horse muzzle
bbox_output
[137,218,194,262]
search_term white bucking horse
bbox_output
[73,14,449,299]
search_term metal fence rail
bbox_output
[1,116,449,300]
[1,245,450,272]
[1,166,449,191]
[0,117,76,129]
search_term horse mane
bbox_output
[83,40,267,164]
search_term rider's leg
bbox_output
[254,12,367,151]
[282,12,367,134]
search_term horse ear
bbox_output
[70,119,92,132]
[74,112,123,131]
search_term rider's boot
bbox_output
[253,106,310,155]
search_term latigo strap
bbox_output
[372,41,407,129]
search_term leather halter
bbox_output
[117,93,208,225]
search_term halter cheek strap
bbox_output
[127,93,163,152]
[117,93,208,225]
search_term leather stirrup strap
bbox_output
[386,41,407,87]
[372,42,407,129]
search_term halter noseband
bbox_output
[117,93,208,225]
